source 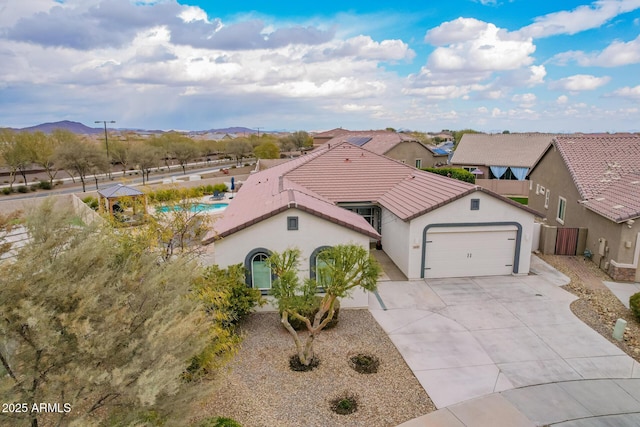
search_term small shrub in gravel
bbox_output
[289,354,320,372]
[330,392,359,415]
[349,352,380,374]
[630,292,640,320]
[198,416,242,427]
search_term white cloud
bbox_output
[607,85,640,99]
[557,95,569,104]
[317,35,415,61]
[518,0,640,39]
[552,34,640,67]
[512,93,537,107]
[550,74,611,91]
[425,18,535,72]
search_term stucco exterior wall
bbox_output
[385,142,434,168]
[405,192,536,279]
[211,208,371,308]
[380,207,411,276]
[529,146,639,276]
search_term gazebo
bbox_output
[97,184,147,223]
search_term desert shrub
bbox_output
[54,180,63,186]
[349,353,380,374]
[213,183,228,193]
[16,185,29,193]
[29,184,38,192]
[630,292,640,320]
[37,181,53,190]
[330,392,359,415]
[283,296,340,331]
[198,416,242,427]
[422,167,475,183]
[2,188,13,195]
[82,196,99,210]
[200,264,264,328]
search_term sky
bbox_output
[1,0,639,133]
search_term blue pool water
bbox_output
[156,203,228,213]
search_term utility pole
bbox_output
[255,127,262,137]
[95,120,115,179]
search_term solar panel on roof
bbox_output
[346,136,372,147]
[433,148,448,155]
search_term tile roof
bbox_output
[98,184,144,198]
[451,133,556,168]
[553,134,640,222]
[324,130,419,155]
[203,142,540,242]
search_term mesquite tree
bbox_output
[269,245,380,366]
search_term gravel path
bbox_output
[198,310,435,427]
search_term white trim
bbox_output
[610,232,640,269]
[556,196,566,225]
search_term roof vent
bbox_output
[595,197,605,201]
[631,181,640,185]
[344,158,350,162]
[612,204,625,209]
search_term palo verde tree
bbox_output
[0,202,228,426]
[269,245,380,367]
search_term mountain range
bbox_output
[7,121,260,135]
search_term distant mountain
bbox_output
[17,120,103,134]
[201,127,258,134]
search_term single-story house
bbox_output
[528,134,640,282]
[451,133,556,196]
[202,142,539,306]
[314,129,441,168]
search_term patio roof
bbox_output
[97,184,144,198]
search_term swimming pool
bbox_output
[155,203,229,213]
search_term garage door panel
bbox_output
[424,229,517,278]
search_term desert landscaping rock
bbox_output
[198,310,435,427]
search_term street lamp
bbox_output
[95,120,115,179]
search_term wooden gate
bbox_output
[555,228,579,255]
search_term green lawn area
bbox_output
[508,196,528,205]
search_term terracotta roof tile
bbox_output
[204,141,539,242]
[554,134,640,222]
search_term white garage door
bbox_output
[424,228,517,278]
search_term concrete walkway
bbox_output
[369,255,640,426]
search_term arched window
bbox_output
[310,246,333,291]
[244,248,273,292]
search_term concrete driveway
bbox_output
[369,256,640,410]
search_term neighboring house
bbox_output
[202,142,539,306]
[316,129,440,168]
[528,134,640,282]
[451,133,556,196]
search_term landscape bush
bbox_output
[199,264,264,328]
[82,196,99,210]
[147,184,229,204]
[2,188,13,195]
[197,417,242,427]
[16,185,29,193]
[630,292,640,320]
[37,181,53,190]
[422,167,475,183]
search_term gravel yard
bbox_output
[197,310,435,427]
[540,254,640,363]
